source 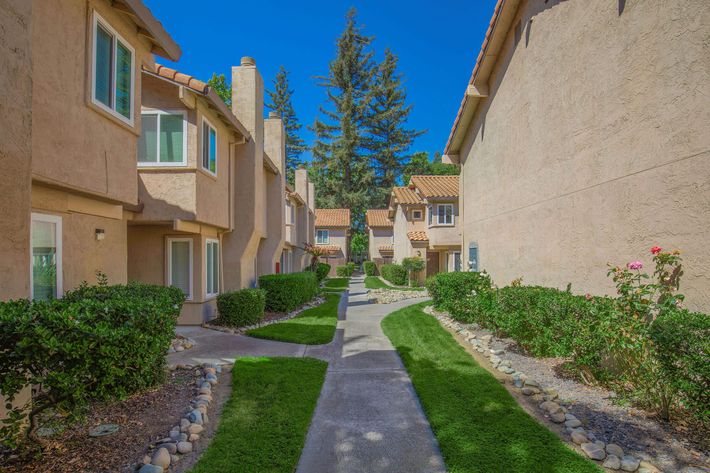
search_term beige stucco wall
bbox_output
[426,201,461,248]
[31,0,155,206]
[368,227,394,260]
[0,0,32,301]
[317,227,349,274]
[457,0,710,311]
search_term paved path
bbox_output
[296,275,445,473]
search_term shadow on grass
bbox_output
[381,304,603,473]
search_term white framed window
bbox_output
[450,251,462,272]
[436,204,454,225]
[201,117,217,175]
[91,11,135,125]
[412,209,423,220]
[206,239,219,297]
[167,238,193,300]
[468,242,479,272]
[138,109,187,166]
[316,230,329,244]
[30,213,63,301]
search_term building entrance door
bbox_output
[426,251,439,278]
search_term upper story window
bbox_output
[436,204,454,225]
[201,118,217,175]
[92,12,134,124]
[412,209,423,220]
[316,230,330,244]
[138,110,187,166]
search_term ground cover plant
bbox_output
[364,276,424,291]
[246,293,341,344]
[0,280,184,449]
[189,357,327,473]
[382,303,601,473]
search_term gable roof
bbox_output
[444,0,522,157]
[409,175,459,199]
[392,186,423,205]
[115,0,181,61]
[315,209,351,228]
[407,231,429,242]
[366,209,393,228]
[143,64,250,141]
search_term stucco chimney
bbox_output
[295,168,308,202]
[264,113,285,176]
[308,182,315,212]
[231,57,263,137]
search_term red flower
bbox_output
[651,246,662,255]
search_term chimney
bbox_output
[231,56,263,137]
[295,168,308,203]
[264,112,285,176]
[308,182,315,212]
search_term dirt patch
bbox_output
[2,368,233,473]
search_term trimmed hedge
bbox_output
[381,263,407,286]
[426,271,492,309]
[259,272,318,313]
[336,265,353,277]
[363,261,377,276]
[316,263,331,282]
[651,309,710,419]
[0,282,184,447]
[217,288,265,327]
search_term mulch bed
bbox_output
[3,369,198,473]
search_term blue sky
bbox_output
[144,0,497,160]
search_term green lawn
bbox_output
[324,277,349,289]
[364,275,425,291]
[190,357,327,473]
[246,293,341,344]
[381,303,602,473]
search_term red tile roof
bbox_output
[315,209,351,228]
[392,186,423,205]
[315,244,341,253]
[407,231,429,242]
[366,209,393,228]
[409,175,459,199]
[377,244,394,252]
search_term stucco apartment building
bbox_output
[443,0,710,311]
[315,209,351,274]
[388,176,462,280]
[365,209,394,264]
[127,58,290,324]
[282,169,317,273]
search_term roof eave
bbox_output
[114,0,182,61]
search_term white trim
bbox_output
[167,237,193,300]
[138,109,188,167]
[30,213,63,300]
[205,238,220,298]
[316,229,330,244]
[201,117,218,176]
[91,11,135,126]
[435,203,455,226]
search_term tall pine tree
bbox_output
[366,49,425,208]
[266,66,307,184]
[310,8,376,231]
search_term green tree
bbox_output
[310,8,376,231]
[350,232,368,257]
[366,49,425,207]
[207,73,231,107]
[402,151,459,185]
[267,66,307,184]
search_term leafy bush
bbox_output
[402,257,425,286]
[346,262,356,272]
[335,266,351,277]
[217,288,265,327]
[363,261,377,276]
[259,272,318,313]
[0,282,184,448]
[380,264,407,286]
[651,309,710,420]
[316,263,331,282]
[426,271,492,310]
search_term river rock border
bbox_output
[423,305,663,473]
[168,334,196,353]
[368,288,427,304]
[202,296,326,335]
[137,363,227,473]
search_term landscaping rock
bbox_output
[521,387,540,395]
[540,401,561,413]
[501,366,515,374]
[179,433,188,442]
[620,455,640,471]
[139,465,164,473]
[187,409,203,425]
[524,378,540,388]
[187,423,204,435]
[604,454,622,470]
[180,418,190,431]
[169,430,180,441]
[513,377,525,388]
[198,387,211,395]
[162,442,177,455]
[638,461,661,473]
[565,418,582,428]
[550,411,566,423]
[177,442,193,454]
[151,448,171,469]
[571,430,588,445]
[606,444,624,458]
[581,442,607,461]
[490,349,505,355]
[171,454,180,463]
[188,433,200,442]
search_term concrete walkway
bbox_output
[296,275,446,473]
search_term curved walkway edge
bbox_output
[296,275,445,473]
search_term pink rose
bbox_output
[627,261,644,270]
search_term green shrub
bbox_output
[363,261,377,276]
[316,263,331,282]
[426,271,492,309]
[259,272,318,313]
[381,264,407,286]
[651,309,710,420]
[217,288,265,327]
[336,264,354,277]
[346,262,356,271]
[0,282,184,448]
[402,257,425,286]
